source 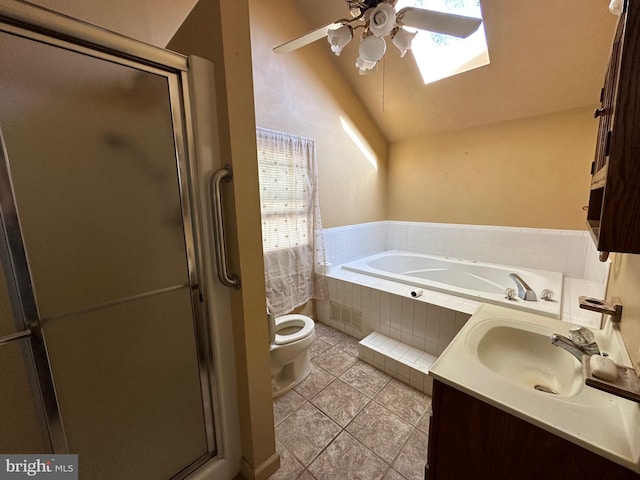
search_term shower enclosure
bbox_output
[0,2,231,478]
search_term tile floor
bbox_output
[270,322,432,480]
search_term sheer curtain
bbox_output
[256,127,327,317]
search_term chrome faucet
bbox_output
[550,326,601,362]
[508,273,537,301]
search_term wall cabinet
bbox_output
[587,1,640,257]
[425,380,637,479]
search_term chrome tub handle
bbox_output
[210,165,240,289]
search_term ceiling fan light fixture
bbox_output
[368,3,396,37]
[358,64,378,75]
[327,24,353,56]
[355,56,377,72]
[391,27,416,58]
[274,0,489,82]
[359,35,386,62]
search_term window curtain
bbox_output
[256,127,327,317]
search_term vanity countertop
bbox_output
[429,303,640,473]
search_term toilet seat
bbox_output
[274,314,315,346]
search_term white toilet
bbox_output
[269,313,316,397]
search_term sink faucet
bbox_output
[550,326,601,362]
[509,273,537,301]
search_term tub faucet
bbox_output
[550,326,601,362]
[508,273,537,301]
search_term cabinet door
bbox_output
[428,380,637,479]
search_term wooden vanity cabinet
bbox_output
[587,0,640,255]
[425,380,637,480]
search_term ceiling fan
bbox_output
[273,0,483,74]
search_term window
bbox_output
[396,0,490,84]
[256,129,314,252]
[256,127,326,316]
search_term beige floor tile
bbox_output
[275,403,341,466]
[294,364,335,399]
[375,379,431,425]
[345,401,413,463]
[340,361,392,397]
[314,322,334,335]
[392,429,429,480]
[311,379,371,427]
[308,431,388,480]
[315,325,351,346]
[312,346,357,376]
[415,410,431,434]
[308,338,332,360]
[273,389,306,425]
[271,323,432,480]
[384,468,408,480]
[335,335,361,357]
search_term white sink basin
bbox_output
[474,325,583,396]
[430,304,640,473]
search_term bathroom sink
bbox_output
[430,305,640,474]
[472,324,583,396]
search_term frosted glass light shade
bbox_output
[609,0,623,14]
[369,3,396,37]
[327,24,353,56]
[359,35,386,62]
[355,56,377,72]
[391,27,417,58]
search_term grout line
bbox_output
[273,325,430,479]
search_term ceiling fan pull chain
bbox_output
[382,56,386,112]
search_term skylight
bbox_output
[396,0,490,84]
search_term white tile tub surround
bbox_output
[319,270,474,354]
[323,221,609,282]
[358,332,437,394]
[584,237,611,284]
[323,221,387,267]
[562,277,611,329]
[387,222,591,279]
[319,221,610,389]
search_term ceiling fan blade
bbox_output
[397,7,482,38]
[273,22,343,54]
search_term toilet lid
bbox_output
[274,314,315,346]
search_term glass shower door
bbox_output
[0,25,215,480]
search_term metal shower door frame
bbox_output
[0,125,67,454]
[0,1,220,475]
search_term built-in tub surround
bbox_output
[323,221,609,323]
[316,270,474,394]
[342,251,563,318]
[323,221,609,283]
[318,221,609,391]
[318,273,475,354]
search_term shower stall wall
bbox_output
[0,3,235,479]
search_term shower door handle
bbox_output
[210,164,241,289]
[0,328,32,346]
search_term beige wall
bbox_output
[248,0,388,228]
[607,254,640,371]
[387,106,598,230]
[169,1,278,479]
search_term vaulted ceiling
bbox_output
[25,0,618,143]
[287,0,618,142]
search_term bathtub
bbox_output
[341,251,563,318]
